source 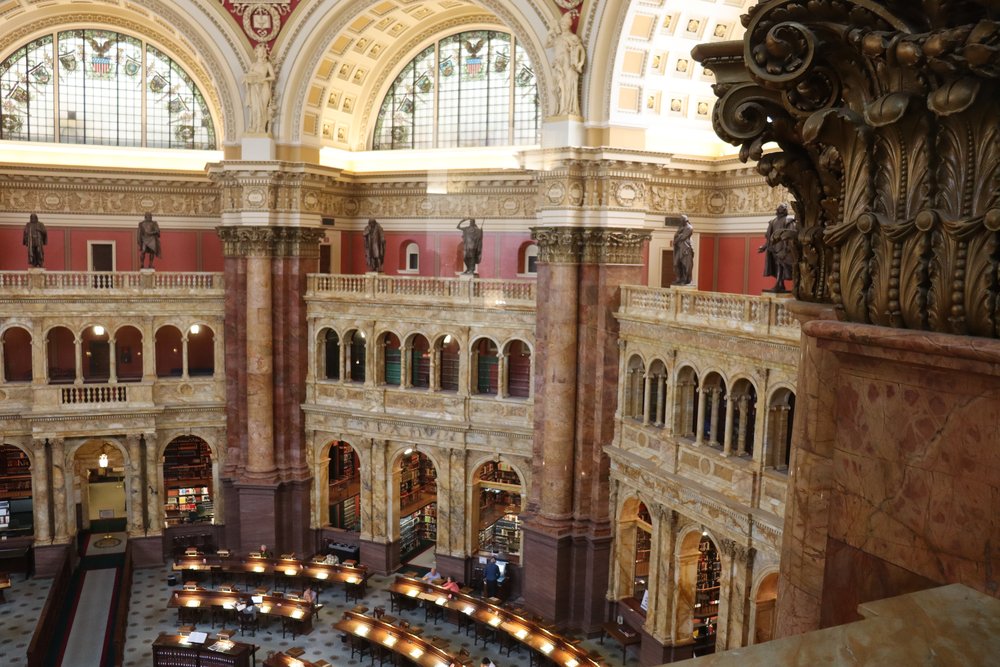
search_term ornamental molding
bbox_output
[531,226,651,265]
[694,2,1000,337]
[216,224,325,257]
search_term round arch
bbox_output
[66,437,132,534]
[161,434,218,527]
[274,0,558,146]
[0,443,34,537]
[388,444,442,564]
[0,1,242,142]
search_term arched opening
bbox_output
[626,356,646,420]
[702,373,727,448]
[408,334,430,388]
[730,379,758,457]
[155,325,183,378]
[162,436,214,527]
[81,324,111,383]
[518,242,539,275]
[647,359,668,427]
[1,327,32,382]
[766,389,796,470]
[382,332,402,385]
[115,325,143,382]
[752,572,779,645]
[402,242,420,273]
[0,444,33,537]
[397,449,437,563]
[691,532,720,654]
[473,459,523,559]
[74,439,127,533]
[46,326,76,384]
[472,338,498,395]
[327,441,361,531]
[505,339,531,398]
[187,324,215,377]
[634,503,652,600]
[348,330,367,382]
[674,366,700,437]
[614,498,652,609]
[437,335,460,391]
[321,328,341,380]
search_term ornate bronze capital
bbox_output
[531,226,651,265]
[217,225,326,258]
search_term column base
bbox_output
[129,534,165,568]
[33,542,74,578]
[234,482,278,554]
[359,538,394,575]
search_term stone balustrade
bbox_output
[0,270,224,294]
[620,286,799,341]
[308,273,536,308]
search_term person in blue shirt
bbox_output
[484,557,501,598]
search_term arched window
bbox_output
[349,330,367,383]
[187,324,214,377]
[409,335,430,388]
[505,340,531,398]
[1,327,32,382]
[438,335,460,392]
[522,243,539,275]
[382,333,401,386]
[322,329,340,380]
[473,338,499,395]
[372,30,539,150]
[155,325,183,378]
[0,30,215,148]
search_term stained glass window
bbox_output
[0,30,215,149]
[372,30,538,150]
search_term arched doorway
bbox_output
[162,436,214,527]
[74,440,127,533]
[0,444,33,537]
[472,458,523,560]
[614,498,652,607]
[396,449,437,563]
[752,572,779,644]
[677,529,720,656]
[327,441,360,531]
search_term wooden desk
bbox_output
[600,621,641,665]
[334,610,471,667]
[168,589,313,638]
[0,545,32,579]
[173,554,368,597]
[389,576,602,667]
[0,572,10,604]
[152,633,257,667]
[263,652,321,667]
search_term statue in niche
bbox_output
[137,212,161,269]
[547,10,585,116]
[457,218,483,275]
[363,218,385,273]
[244,43,275,134]
[758,203,797,293]
[23,213,48,268]
[672,214,694,285]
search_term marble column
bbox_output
[73,335,83,384]
[736,395,750,456]
[31,439,51,543]
[245,250,275,479]
[126,434,144,536]
[708,389,722,447]
[143,432,162,536]
[181,333,190,380]
[50,438,69,543]
[650,510,679,641]
[108,339,117,383]
[694,387,707,445]
[642,371,652,425]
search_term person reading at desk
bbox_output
[422,566,440,582]
[442,576,461,596]
[302,584,318,606]
[259,544,272,558]
[323,552,339,565]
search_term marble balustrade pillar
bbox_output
[31,439,51,543]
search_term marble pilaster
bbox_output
[244,251,275,479]
[448,448,466,557]
[50,438,70,544]
[126,434,144,536]
[143,432,162,536]
[31,439,51,543]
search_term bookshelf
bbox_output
[0,445,32,500]
[693,536,721,643]
[398,452,437,560]
[329,442,361,531]
[399,452,436,509]
[633,526,651,598]
[400,502,437,560]
[163,438,213,527]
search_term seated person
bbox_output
[441,576,461,595]
[324,552,340,565]
[258,543,272,558]
[421,566,441,582]
[302,584,318,606]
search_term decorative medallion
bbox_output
[220,1,301,47]
[546,182,566,206]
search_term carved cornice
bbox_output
[694,3,1000,337]
[531,226,651,265]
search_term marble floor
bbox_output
[0,573,53,667]
[121,563,641,667]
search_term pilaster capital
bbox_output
[531,226,651,265]
[216,225,325,258]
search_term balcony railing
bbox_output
[619,286,800,340]
[0,271,224,294]
[308,274,536,308]
[61,384,128,405]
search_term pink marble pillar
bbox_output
[244,252,275,479]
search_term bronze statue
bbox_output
[758,203,796,293]
[138,212,161,269]
[672,215,694,285]
[363,218,385,273]
[457,218,483,275]
[23,213,47,268]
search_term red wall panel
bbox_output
[716,236,749,294]
[697,234,716,290]
[746,234,770,294]
[157,230,199,271]
[201,231,224,272]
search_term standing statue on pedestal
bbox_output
[759,203,797,293]
[363,218,385,273]
[244,43,276,134]
[23,213,48,268]
[457,218,483,275]
[547,11,585,117]
[672,215,694,285]
[138,212,161,269]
